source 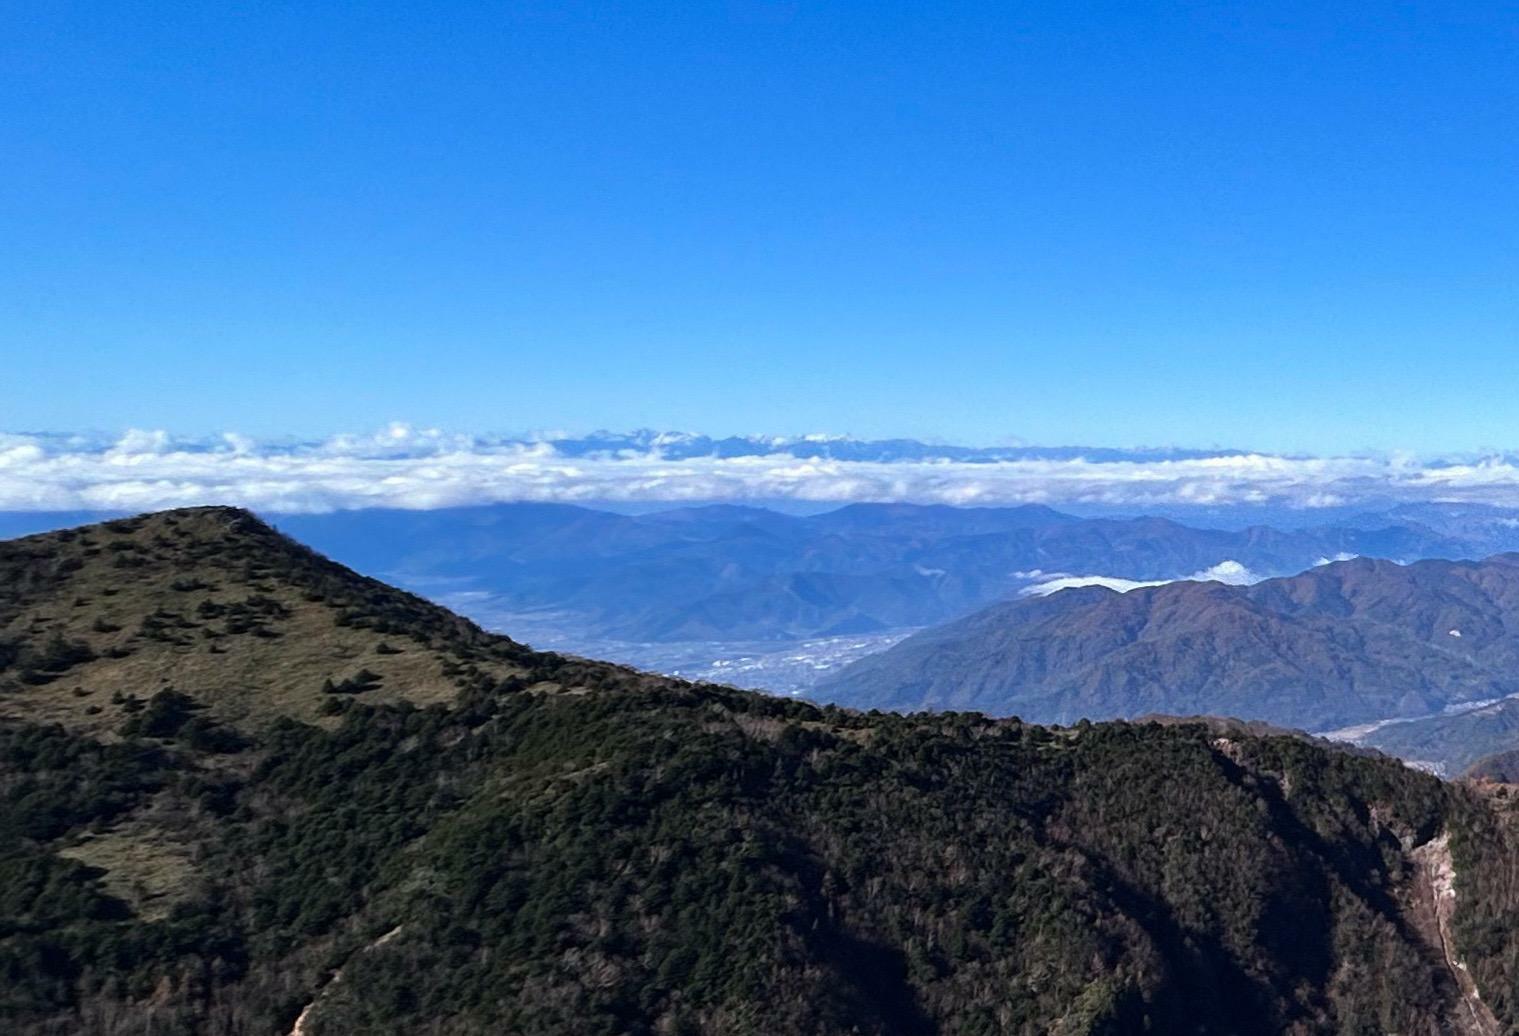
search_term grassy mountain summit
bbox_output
[6,511,1519,1034]
[0,507,661,736]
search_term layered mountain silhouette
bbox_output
[7,508,1519,1034]
[267,501,1471,642]
[818,553,1519,733]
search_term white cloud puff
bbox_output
[1019,559,1266,597]
[1019,574,1164,596]
[1189,560,1262,584]
[8,428,1519,515]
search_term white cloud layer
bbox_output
[9,427,1519,514]
[1018,560,1266,597]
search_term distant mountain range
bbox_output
[9,499,1519,653]
[536,430,1267,464]
[12,427,1259,464]
[817,553,1519,741]
[263,502,1499,645]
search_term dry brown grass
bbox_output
[59,821,202,922]
[0,507,536,738]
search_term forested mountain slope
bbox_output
[6,511,1519,1035]
[818,554,1519,732]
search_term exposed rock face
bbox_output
[1407,833,1501,1036]
[287,926,405,1036]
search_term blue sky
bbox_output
[4,1,1516,453]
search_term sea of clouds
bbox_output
[8,424,1519,514]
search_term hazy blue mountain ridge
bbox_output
[268,502,1477,643]
[817,553,1519,739]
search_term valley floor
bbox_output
[434,595,916,696]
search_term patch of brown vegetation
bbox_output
[0,507,539,737]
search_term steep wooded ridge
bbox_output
[819,554,1519,735]
[8,511,1519,1035]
